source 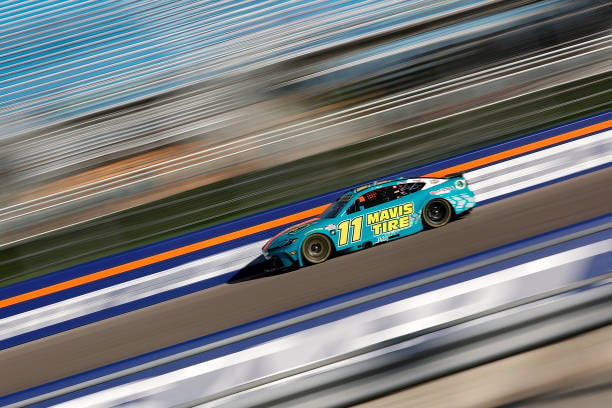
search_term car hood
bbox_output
[263,217,323,250]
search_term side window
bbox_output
[359,186,401,210]
[396,182,425,196]
[348,183,426,214]
[346,199,362,215]
[346,192,375,214]
[363,190,380,209]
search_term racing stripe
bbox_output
[0,205,328,309]
[425,120,611,177]
[1,118,609,309]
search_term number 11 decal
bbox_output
[337,216,363,246]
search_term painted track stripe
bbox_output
[0,205,328,309]
[1,118,610,309]
[6,217,610,408]
[425,120,612,177]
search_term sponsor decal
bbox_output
[287,222,313,233]
[455,179,467,189]
[366,203,413,235]
[337,216,363,246]
[430,186,454,195]
[325,224,336,235]
[376,236,388,243]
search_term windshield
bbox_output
[320,192,353,218]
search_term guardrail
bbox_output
[3,214,609,407]
[227,284,612,408]
[0,112,609,350]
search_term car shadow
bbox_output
[455,208,473,219]
[227,255,299,284]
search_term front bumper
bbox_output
[262,248,299,269]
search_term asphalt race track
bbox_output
[1,167,611,396]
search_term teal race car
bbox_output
[262,173,476,269]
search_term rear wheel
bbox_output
[301,234,333,265]
[423,199,452,228]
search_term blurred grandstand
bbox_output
[0,2,611,407]
[0,0,610,264]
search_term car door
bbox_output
[336,186,398,248]
[334,197,367,251]
[362,185,421,242]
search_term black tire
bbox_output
[422,199,452,228]
[301,234,333,265]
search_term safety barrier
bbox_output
[0,112,610,349]
[3,214,610,407]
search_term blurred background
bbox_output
[0,1,610,406]
[1,0,610,281]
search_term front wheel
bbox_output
[301,234,333,265]
[422,199,452,228]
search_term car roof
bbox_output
[350,177,409,195]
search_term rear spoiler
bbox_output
[442,172,469,186]
[443,172,464,179]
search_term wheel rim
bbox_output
[425,200,450,226]
[303,235,331,263]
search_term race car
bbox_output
[262,173,476,269]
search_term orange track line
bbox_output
[0,204,330,308]
[425,121,611,178]
[3,120,609,308]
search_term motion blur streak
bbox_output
[1,167,609,401]
[1,119,607,311]
[0,239,267,342]
[1,0,609,250]
[0,119,608,351]
[26,230,612,408]
[0,204,327,308]
[425,120,612,178]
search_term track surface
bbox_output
[1,168,611,396]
